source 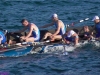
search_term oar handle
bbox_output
[15,40,50,46]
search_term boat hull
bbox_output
[0,46,33,57]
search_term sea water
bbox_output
[0,0,100,75]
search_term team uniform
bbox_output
[84,32,90,36]
[0,31,6,44]
[54,20,66,35]
[65,30,78,42]
[95,22,100,38]
[92,16,100,38]
[28,23,40,42]
[83,32,91,40]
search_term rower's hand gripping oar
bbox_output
[66,18,89,27]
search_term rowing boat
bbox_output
[0,25,100,57]
[0,46,33,57]
[0,40,99,57]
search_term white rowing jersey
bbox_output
[28,23,40,42]
[67,30,75,37]
[54,20,66,35]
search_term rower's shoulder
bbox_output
[31,23,36,26]
[58,20,62,22]
[58,20,64,24]
[31,23,38,27]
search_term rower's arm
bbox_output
[25,25,33,38]
[62,34,67,43]
[40,22,54,28]
[53,21,60,36]
[74,38,78,46]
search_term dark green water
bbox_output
[0,0,100,75]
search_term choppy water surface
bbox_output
[0,0,100,75]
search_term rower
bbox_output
[0,31,6,44]
[13,19,40,42]
[92,16,100,39]
[63,30,79,46]
[82,26,93,40]
[41,13,66,41]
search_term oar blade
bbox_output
[85,18,89,20]
[80,20,84,22]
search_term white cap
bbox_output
[92,16,99,21]
[52,13,58,18]
[67,30,75,37]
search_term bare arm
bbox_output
[25,25,33,38]
[62,34,67,43]
[40,22,54,28]
[53,21,61,36]
[74,34,79,46]
[74,38,78,46]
